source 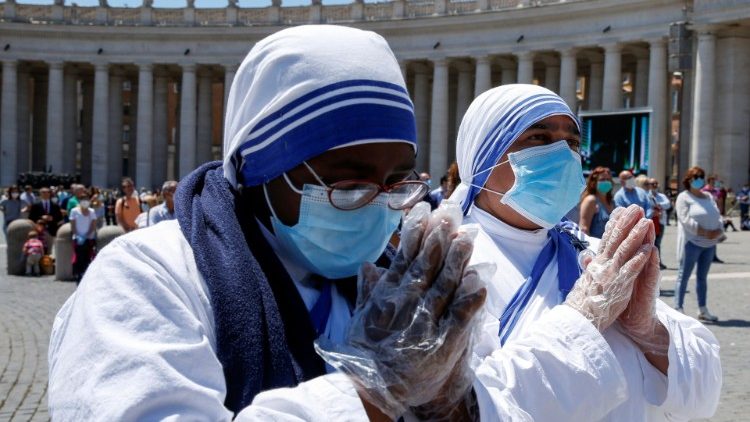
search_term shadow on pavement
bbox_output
[659,289,675,297]
[707,319,750,328]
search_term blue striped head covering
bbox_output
[223,25,417,187]
[451,84,579,215]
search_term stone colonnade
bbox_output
[1,34,746,190]
[1,61,233,189]
[402,39,670,184]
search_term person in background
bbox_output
[134,195,159,229]
[674,166,723,321]
[69,189,98,284]
[34,219,51,254]
[427,175,448,210]
[578,166,614,238]
[90,187,106,229]
[700,175,727,263]
[115,178,141,232]
[0,185,28,235]
[665,178,678,225]
[444,161,460,199]
[646,178,671,270]
[66,184,84,215]
[104,190,117,226]
[614,170,652,217]
[20,185,36,205]
[140,180,178,228]
[23,230,45,276]
[739,181,750,230]
[29,187,64,250]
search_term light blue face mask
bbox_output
[264,178,402,279]
[475,140,585,229]
[691,178,706,190]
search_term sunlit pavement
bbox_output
[0,215,748,421]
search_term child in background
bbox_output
[23,230,45,276]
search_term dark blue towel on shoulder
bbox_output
[175,161,326,414]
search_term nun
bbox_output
[452,84,722,420]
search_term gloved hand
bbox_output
[565,205,654,332]
[618,243,670,356]
[315,201,489,420]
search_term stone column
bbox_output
[107,70,123,187]
[714,36,750,189]
[516,51,534,84]
[152,72,169,186]
[91,62,110,185]
[690,32,715,171]
[429,58,449,180]
[32,75,48,171]
[474,55,492,98]
[1,60,18,185]
[559,48,578,111]
[413,64,431,173]
[501,64,517,86]
[46,61,64,173]
[602,43,622,110]
[136,63,154,190]
[647,39,668,185]
[179,64,197,178]
[635,56,649,107]
[455,62,474,129]
[544,64,560,93]
[63,69,78,175]
[196,69,213,166]
[80,78,94,183]
[16,70,30,175]
[588,59,603,110]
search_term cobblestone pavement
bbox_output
[0,217,748,421]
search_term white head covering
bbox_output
[222,25,417,187]
[451,84,579,214]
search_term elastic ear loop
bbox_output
[262,183,280,220]
[468,158,510,198]
[264,162,326,220]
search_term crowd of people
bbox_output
[1,178,177,281]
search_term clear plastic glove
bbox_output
[315,201,489,420]
[565,205,654,332]
[618,243,670,356]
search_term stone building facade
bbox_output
[1,0,749,191]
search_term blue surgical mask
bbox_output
[264,181,402,279]
[475,141,585,229]
[597,180,613,194]
[691,178,706,190]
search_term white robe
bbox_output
[48,218,721,421]
[465,206,722,421]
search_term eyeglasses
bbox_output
[286,162,430,211]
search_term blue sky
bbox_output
[17,0,380,7]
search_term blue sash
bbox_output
[309,282,333,336]
[498,224,583,345]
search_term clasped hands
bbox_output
[315,201,489,420]
[565,204,670,359]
